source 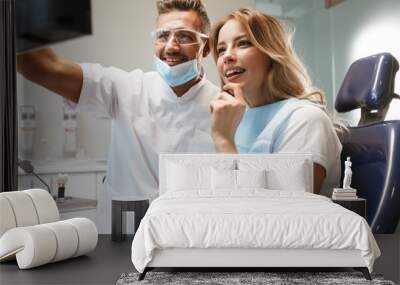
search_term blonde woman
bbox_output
[209,8,341,195]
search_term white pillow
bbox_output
[267,166,307,191]
[167,162,211,191]
[237,159,309,192]
[211,168,236,190]
[236,169,267,189]
[211,169,267,190]
[165,159,236,193]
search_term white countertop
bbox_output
[19,159,107,175]
[56,196,98,213]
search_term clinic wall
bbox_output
[290,0,400,125]
[292,5,334,113]
[18,0,255,161]
[330,0,400,124]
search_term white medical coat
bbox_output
[77,63,219,200]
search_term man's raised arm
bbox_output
[17,48,83,103]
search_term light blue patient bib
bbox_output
[235,98,313,153]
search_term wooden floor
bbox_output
[0,235,134,285]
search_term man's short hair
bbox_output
[156,0,211,33]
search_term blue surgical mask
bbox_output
[154,56,200,87]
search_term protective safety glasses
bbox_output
[151,28,208,46]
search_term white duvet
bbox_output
[131,190,380,273]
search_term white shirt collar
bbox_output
[163,74,207,103]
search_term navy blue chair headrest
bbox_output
[335,53,399,112]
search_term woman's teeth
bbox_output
[225,67,245,78]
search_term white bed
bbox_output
[131,154,380,280]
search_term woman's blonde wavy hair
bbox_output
[211,8,326,108]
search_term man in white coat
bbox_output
[17,0,219,240]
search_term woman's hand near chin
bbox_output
[209,83,247,153]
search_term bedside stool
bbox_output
[112,199,149,242]
[332,198,366,219]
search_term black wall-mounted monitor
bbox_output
[16,0,92,53]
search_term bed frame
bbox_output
[140,248,371,280]
[138,154,372,281]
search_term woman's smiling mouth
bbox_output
[225,66,246,81]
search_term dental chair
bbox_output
[335,52,400,233]
[0,189,98,269]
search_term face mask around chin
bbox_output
[153,56,201,87]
